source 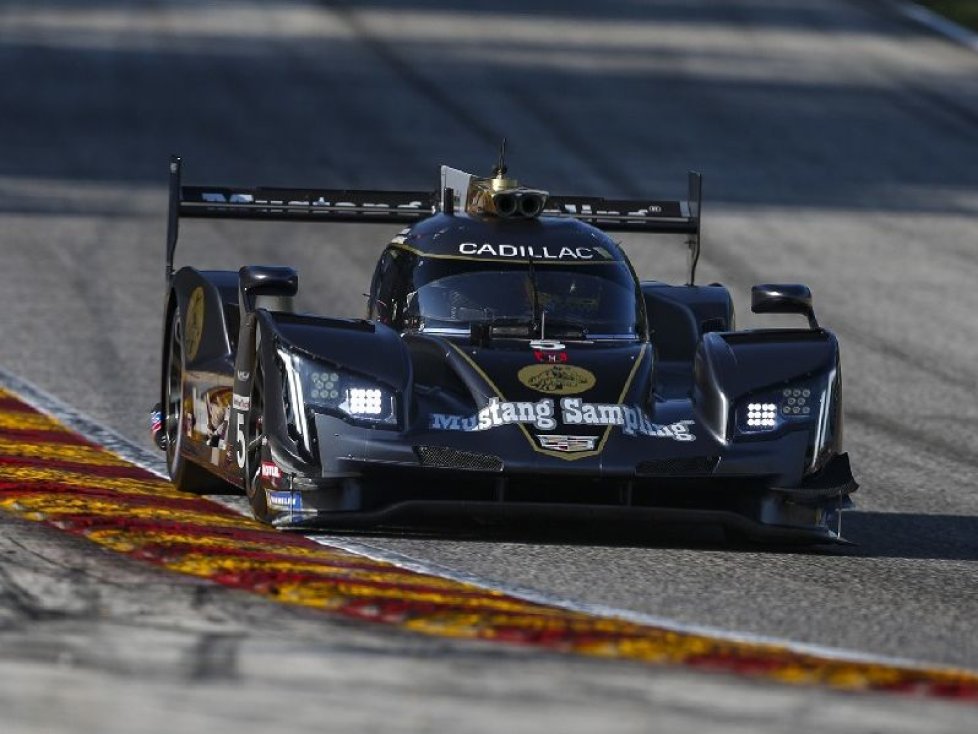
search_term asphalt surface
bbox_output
[1,0,978,730]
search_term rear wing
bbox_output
[546,174,702,285]
[440,165,703,284]
[167,156,703,285]
[165,156,434,283]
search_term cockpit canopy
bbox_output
[370,234,645,341]
[410,261,641,339]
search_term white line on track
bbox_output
[894,1,978,52]
[0,365,969,676]
[0,368,169,478]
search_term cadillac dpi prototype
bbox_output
[155,154,857,542]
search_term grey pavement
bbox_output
[1,0,977,730]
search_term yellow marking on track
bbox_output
[0,495,244,528]
[0,440,130,467]
[265,581,541,614]
[83,528,342,557]
[0,412,73,432]
[0,466,178,495]
[162,554,496,590]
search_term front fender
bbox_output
[240,312,412,476]
[694,329,843,477]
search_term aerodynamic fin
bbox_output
[167,156,703,285]
[166,155,436,281]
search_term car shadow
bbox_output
[840,511,978,561]
[315,510,978,562]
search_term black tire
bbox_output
[242,357,269,522]
[164,307,223,493]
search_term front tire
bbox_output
[243,358,269,522]
[164,307,222,493]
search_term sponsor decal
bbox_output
[202,192,256,204]
[518,364,596,395]
[149,408,162,434]
[237,370,250,382]
[430,398,556,432]
[537,434,597,453]
[189,386,232,456]
[149,405,165,450]
[266,490,302,511]
[430,397,696,442]
[557,202,662,216]
[534,350,569,364]
[561,397,695,441]
[457,243,611,260]
[185,287,205,361]
[201,192,425,212]
[531,339,568,363]
[232,394,251,412]
[261,461,282,480]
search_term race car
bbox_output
[154,153,856,543]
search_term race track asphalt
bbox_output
[1,0,977,730]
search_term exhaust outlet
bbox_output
[492,192,518,217]
[518,193,544,218]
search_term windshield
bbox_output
[408,262,642,339]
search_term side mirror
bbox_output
[239,265,298,314]
[751,283,818,329]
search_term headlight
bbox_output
[280,350,398,427]
[737,384,817,435]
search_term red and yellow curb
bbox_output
[1,386,976,700]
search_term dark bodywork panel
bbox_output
[158,160,855,542]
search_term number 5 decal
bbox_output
[235,410,246,469]
[232,392,251,470]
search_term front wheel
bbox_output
[164,308,221,493]
[242,359,270,522]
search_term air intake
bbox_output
[636,457,719,476]
[414,446,504,472]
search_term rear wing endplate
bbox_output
[167,156,703,286]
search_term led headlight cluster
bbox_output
[309,371,341,402]
[280,350,398,429]
[344,388,384,416]
[737,383,818,435]
[781,387,811,417]
[746,403,777,428]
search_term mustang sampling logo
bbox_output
[518,364,596,395]
[430,398,556,432]
[429,397,696,442]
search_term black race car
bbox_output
[154,154,856,542]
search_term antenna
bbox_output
[491,137,508,177]
[527,252,541,338]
